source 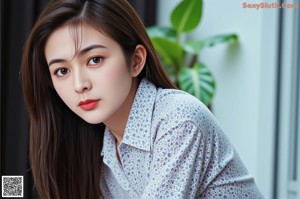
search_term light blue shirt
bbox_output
[100,78,263,199]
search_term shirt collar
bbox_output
[121,78,157,151]
[101,78,157,156]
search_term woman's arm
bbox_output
[141,120,263,199]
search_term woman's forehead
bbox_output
[44,23,118,62]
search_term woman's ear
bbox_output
[131,44,147,77]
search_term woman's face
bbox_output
[45,24,134,124]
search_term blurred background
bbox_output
[1,0,299,198]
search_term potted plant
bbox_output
[147,0,238,106]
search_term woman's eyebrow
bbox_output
[48,44,107,67]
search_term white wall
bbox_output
[157,1,278,198]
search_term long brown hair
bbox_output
[21,0,175,198]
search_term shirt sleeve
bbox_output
[141,120,264,199]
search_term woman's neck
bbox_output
[103,78,138,145]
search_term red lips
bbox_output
[78,99,100,111]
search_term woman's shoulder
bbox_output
[153,87,215,130]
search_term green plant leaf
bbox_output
[171,0,202,33]
[184,34,238,54]
[178,62,215,106]
[146,26,177,41]
[151,37,183,68]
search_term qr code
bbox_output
[2,176,23,198]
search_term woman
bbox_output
[21,0,263,198]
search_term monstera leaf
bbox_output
[178,62,215,106]
[150,37,183,69]
[184,34,238,54]
[147,26,177,41]
[171,0,202,34]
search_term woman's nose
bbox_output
[73,70,92,93]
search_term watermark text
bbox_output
[243,2,298,10]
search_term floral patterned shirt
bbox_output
[100,78,264,199]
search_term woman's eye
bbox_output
[55,68,69,77]
[88,56,103,65]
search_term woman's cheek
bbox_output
[104,61,131,88]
